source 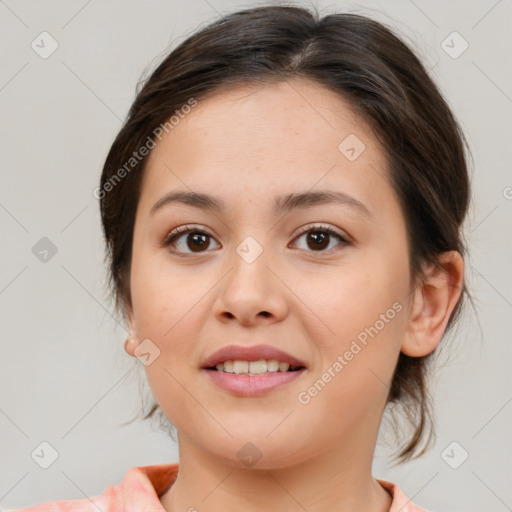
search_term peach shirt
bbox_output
[5,463,430,512]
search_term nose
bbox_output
[212,245,289,327]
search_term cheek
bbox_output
[294,284,406,433]
[130,243,200,336]
[297,260,407,343]
[129,247,217,373]
[292,259,409,417]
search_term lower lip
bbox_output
[203,369,306,396]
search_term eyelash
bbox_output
[162,223,350,257]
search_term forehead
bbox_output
[139,78,392,217]
[156,78,372,156]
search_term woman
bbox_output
[14,4,470,511]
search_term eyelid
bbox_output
[292,222,350,242]
[162,224,213,245]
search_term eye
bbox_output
[290,224,349,253]
[162,223,350,257]
[162,225,220,255]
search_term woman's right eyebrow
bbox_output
[149,189,372,219]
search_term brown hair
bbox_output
[99,5,471,462]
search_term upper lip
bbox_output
[201,344,307,369]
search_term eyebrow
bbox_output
[149,189,371,218]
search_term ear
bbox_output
[124,303,140,358]
[401,251,464,357]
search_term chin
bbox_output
[203,432,308,470]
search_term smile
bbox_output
[210,359,304,375]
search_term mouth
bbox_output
[202,363,306,396]
[206,359,306,376]
[200,344,307,395]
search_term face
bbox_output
[126,78,414,468]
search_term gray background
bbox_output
[1,1,511,510]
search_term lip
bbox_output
[203,368,306,396]
[201,344,307,369]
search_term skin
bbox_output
[123,78,464,512]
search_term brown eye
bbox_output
[163,226,220,255]
[305,231,330,251]
[292,225,348,253]
[163,224,349,257]
[183,232,211,252]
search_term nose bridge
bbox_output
[213,232,288,323]
[229,233,272,296]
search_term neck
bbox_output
[159,426,392,512]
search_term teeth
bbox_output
[233,360,249,373]
[249,360,266,374]
[267,360,279,372]
[278,362,290,372]
[213,359,298,375]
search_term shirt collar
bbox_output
[117,464,427,512]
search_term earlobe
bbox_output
[401,251,464,357]
[124,336,139,357]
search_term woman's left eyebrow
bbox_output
[149,189,372,218]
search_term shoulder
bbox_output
[3,463,179,512]
[377,478,433,512]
